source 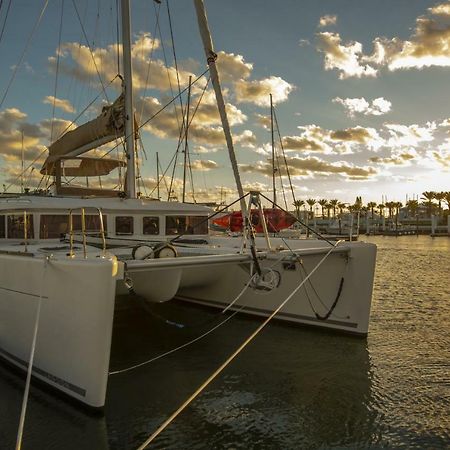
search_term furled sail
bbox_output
[42,156,125,177]
[41,94,125,175]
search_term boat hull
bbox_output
[176,241,377,336]
[0,252,119,408]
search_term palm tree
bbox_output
[434,192,446,217]
[406,199,419,217]
[394,201,402,230]
[318,199,328,219]
[444,192,450,210]
[337,202,346,216]
[385,201,395,221]
[329,199,339,217]
[325,202,332,219]
[293,199,305,219]
[421,191,436,218]
[367,201,377,219]
[306,198,316,215]
[377,203,385,218]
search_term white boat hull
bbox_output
[176,241,376,336]
[0,251,119,408]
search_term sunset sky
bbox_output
[0,0,449,205]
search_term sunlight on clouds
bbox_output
[317,2,450,77]
[234,76,295,106]
[43,96,75,114]
[318,15,337,28]
[333,97,391,117]
[316,32,377,79]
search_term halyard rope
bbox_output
[136,241,341,449]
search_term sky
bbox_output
[0,0,449,206]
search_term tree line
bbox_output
[293,191,450,219]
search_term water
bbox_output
[1,236,449,449]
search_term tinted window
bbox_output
[115,216,133,235]
[143,216,159,235]
[7,214,34,239]
[165,216,208,235]
[40,214,69,239]
[0,215,5,238]
[72,215,107,233]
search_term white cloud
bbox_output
[234,76,295,106]
[43,96,75,114]
[333,97,392,117]
[318,15,337,28]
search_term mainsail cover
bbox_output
[41,94,125,175]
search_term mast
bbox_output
[193,0,246,215]
[121,0,137,198]
[156,152,160,200]
[270,93,276,207]
[182,76,192,203]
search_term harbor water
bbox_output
[1,236,449,449]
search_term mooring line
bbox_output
[136,241,340,449]
[15,256,49,450]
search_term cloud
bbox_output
[282,136,328,152]
[318,15,337,28]
[240,155,377,180]
[137,95,252,147]
[316,3,450,78]
[43,96,75,114]
[369,152,416,166]
[190,159,219,171]
[384,122,435,148]
[333,97,392,117]
[216,51,253,82]
[234,76,295,106]
[194,145,220,154]
[316,32,378,79]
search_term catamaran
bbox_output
[0,0,376,409]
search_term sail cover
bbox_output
[41,94,125,174]
[42,156,125,177]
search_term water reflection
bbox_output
[106,299,376,449]
[0,363,109,450]
[1,236,448,449]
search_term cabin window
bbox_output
[7,214,34,239]
[165,216,208,235]
[72,215,108,233]
[0,215,5,238]
[40,214,69,239]
[115,216,133,235]
[143,216,159,235]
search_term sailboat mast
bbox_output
[121,0,137,199]
[270,93,276,207]
[156,152,160,200]
[193,0,246,215]
[182,76,192,203]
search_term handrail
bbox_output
[68,207,106,258]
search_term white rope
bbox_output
[109,275,255,376]
[15,256,49,450]
[110,253,286,376]
[136,241,341,449]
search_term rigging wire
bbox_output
[136,242,342,449]
[71,0,109,102]
[273,107,297,206]
[0,0,12,46]
[0,0,49,109]
[49,0,65,144]
[138,0,161,120]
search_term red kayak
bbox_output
[213,208,296,233]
